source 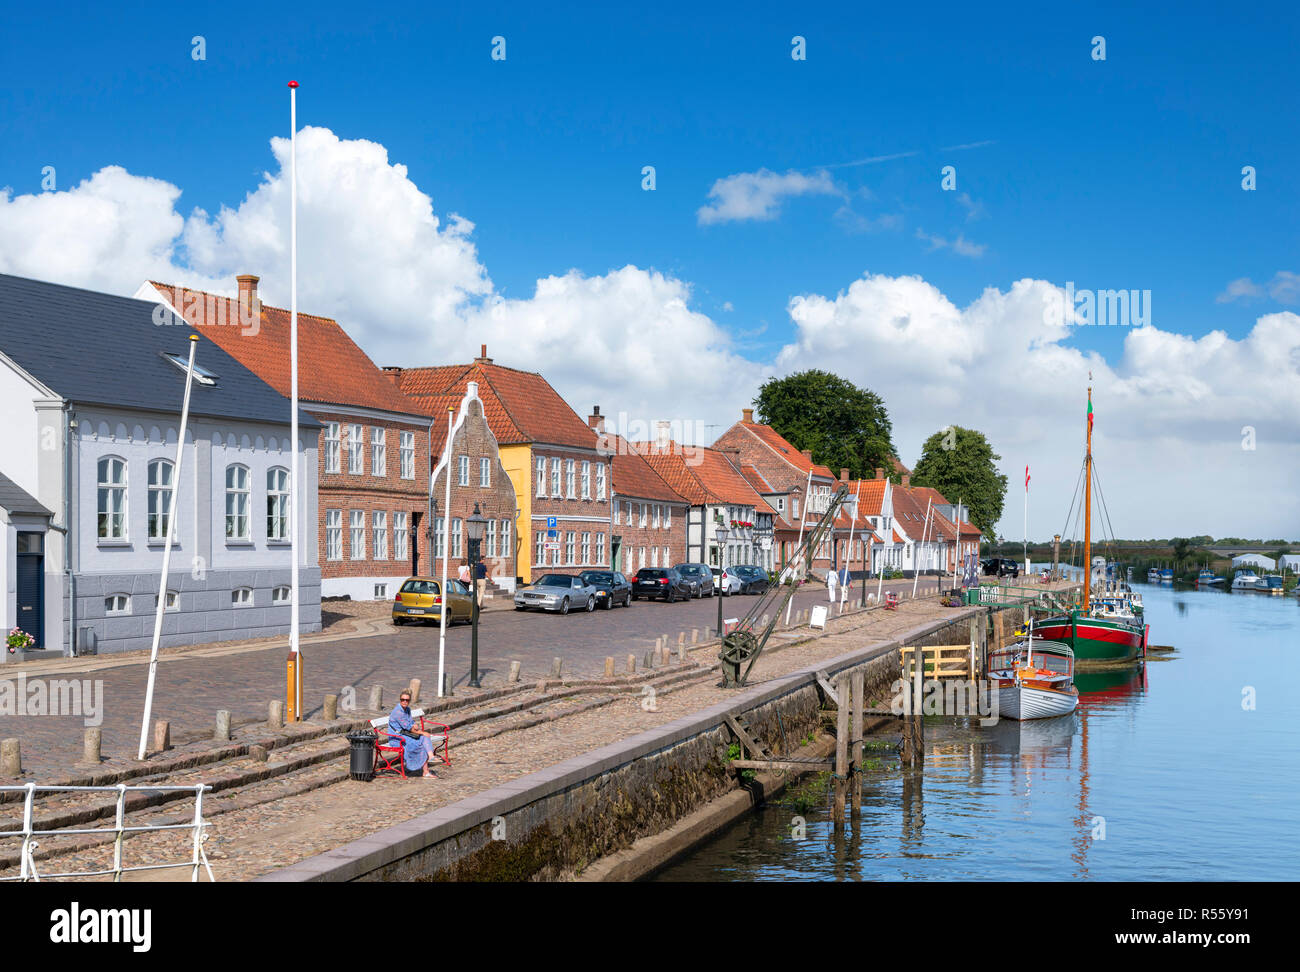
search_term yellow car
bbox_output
[392,577,474,626]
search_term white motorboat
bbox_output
[1231,569,1260,591]
[988,638,1079,721]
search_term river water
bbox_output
[652,581,1300,881]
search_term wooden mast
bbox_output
[1083,385,1093,615]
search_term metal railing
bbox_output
[0,782,214,882]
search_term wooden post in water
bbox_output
[850,668,864,819]
[834,671,849,828]
[900,652,914,766]
[911,650,925,766]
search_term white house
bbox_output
[0,273,321,658]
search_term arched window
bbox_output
[225,464,250,539]
[147,458,175,541]
[266,467,290,541]
[97,456,128,539]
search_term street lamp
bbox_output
[466,503,487,688]
[715,524,730,638]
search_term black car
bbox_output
[982,558,1020,578]
[672,562,714,597]
[732,564,771,595]
[579,570,632,609]
[632,567,692,602]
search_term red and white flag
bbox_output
[1025,465,1030,490]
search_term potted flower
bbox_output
[7,627,35,655]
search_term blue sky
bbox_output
[2,1,1297,538]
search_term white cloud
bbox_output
[697,168,840,225]
[1217,271,1299,304]
[915,227,986,258]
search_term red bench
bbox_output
[884,592,899,611]
[369,709,451,779]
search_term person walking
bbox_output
[826,566,838,603]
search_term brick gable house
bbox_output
[138,277,434,600]
[391,347,610,582]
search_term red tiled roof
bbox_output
[847,479,888,518]
[395,361,597,450]
[739,463,776,494]
[733,422,836,479]
[910,485,951,508]
[147,282,424,417]
[601,434,688,504]
[643,444,778,515]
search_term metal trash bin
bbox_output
[346,729,376,781]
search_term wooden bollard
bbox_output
[153,720,171,754]
[604,656,615,677]
[676,642,686,665]
[1,738,20,776]
[508,660,522,683]
[215,709,231,741]
[691,628,699,644]
[82,728,102,766]
[834,672,849,828]
[627,653,636,674]
[408,678,422,704]
[850,669,864,819]
[644,649,655,669]
[368,685,384,711]
[911,652,924,766]
[268,700,284,729]
[551,657,562,678]
[443,673,454,697]
[677,632,686,647]
[323,694,338,721]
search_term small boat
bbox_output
[1158,567,1175,583]
[1147,567,1161,583]
[1256,574,1284,596]
[1231,569,1260,591]
[1197,568,1224,586]
[988,638,1079,720]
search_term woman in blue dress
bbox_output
[388,691,438,778]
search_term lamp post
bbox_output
[466,503,487,688]
[715,524,729,637]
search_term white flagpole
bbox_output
[785,467,814,624]
[436,405,454,697]
[138,334,199,760]
[288,80,302,721]
[913,496,932,599]
[1023,465,1029,580]
[840,480,861,613]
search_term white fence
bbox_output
[0,782,214,882]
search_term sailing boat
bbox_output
[1035,386,1147,665]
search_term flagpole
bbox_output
[1023,465,1029,581]
[137,334,199,760]
[287,79,302,722]
[786,467,813,624]
[437,404,454,697]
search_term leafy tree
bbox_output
[910,426,1008,538]
[1171,537,1191,571]
[754,370,896,481]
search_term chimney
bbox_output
[801,449,812,462]
[236,274,259,318]
[587,405,605,433]
[475,343,492,364]
[381,366,402,386]
[875,467,883,480]
[742,407,754,423]
[902,473,910,487]
[840,468,850,483]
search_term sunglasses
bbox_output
[400,697,411,703]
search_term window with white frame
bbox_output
[774,495,785,513]
[501,519,511,561]
[324,423,341,473]
[565,531,575,565]
[613,501,621,525]
[158,590,179,612]
[373,511,388,560]
[266,467,290,541]
[348,424,364,474]
[662,546,669,566]
[231,587,253,607]
[639,503,647,528]
[326,510,342,560]
[225,464,250,540]
[664,505,671,528]
[272,586,290,604]
[536,457,547,496]
[651,546,658,567]
[371,427,386,477]
[653,504,660,529]
[435,518,446,558]
[581,532,590,564]
[638,547,646,570]
[792,497,800,520]
[350,510,365,559]
[452,518,462,558]
[565,459,575,498]
[97,456,128,539]
[596,463,606,500]
[394,512,408,561]
[536,531,544,567]
[487,519,498,558]
[400,430,415,479]
[596,532,605,565]
[374,583,387,599]
[147,458,174,541]
[480,457,491,487]
[550,458,561,496]
[105,593,130,615]
[458,455,469,486]
[581,461,590,499]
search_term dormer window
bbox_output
[162,352,218,385]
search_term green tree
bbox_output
[754,370,896,481]
[910,426,1008,538]
[1171,537,1191,571]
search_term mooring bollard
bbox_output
[509,660,522,683]
[323,694,338,721]
[604,656,615,678]
[691,628,699,644]
[1,738,20,776]
[153,720,171,754]
[268,700,284,729]
[627,653,636,674]
[677,642,687,665]
[409,678,422,704]
[678,632,686,647]
[368,685,384,711]
[551,657,562,678]
[82,728,102,766]
[644,649,654,669]
[443,673,455,697]
[215,709,231,742]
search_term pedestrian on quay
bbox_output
[826,566,838,603]
[389,690,438,779]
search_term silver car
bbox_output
[514,573,600,614]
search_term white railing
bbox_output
[0,782,214,882]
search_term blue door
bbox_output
[16,532,44,649]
